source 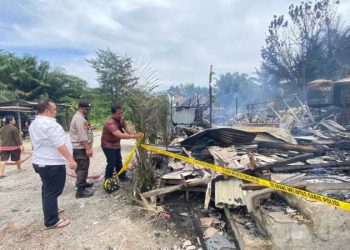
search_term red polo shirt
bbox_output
[101,117,126,149]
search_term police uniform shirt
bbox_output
[69,111,93,149]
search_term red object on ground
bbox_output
[66,171,102,180]
[160,211,171,221]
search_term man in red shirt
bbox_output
[101,106,143,181]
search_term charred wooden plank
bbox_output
[257,153,316,170]
[240,183,267,191]
[258,141,324,154]
[141,176,212,198]
[271,161,350,172]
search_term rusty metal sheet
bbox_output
[215,179,246,208]
[232,125,297,144]
[180,127,256,150]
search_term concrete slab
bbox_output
[280,192,350,250]
[224,208,272,250]
[252,205,312,250]
[250,192,350,250]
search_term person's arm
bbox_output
[75,120,93,157]
[106,119,143,140]
[81,140,93,157]
[57,144,77,170]
[112,129,143,139]
[47,124,77,169]
[123,121,143,139]
[13,128,24,150]
[120,119,140,138]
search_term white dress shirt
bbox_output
[29,115,73,165]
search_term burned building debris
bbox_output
[141,85,350,250]
[171,95,210,127]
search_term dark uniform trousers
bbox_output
[102,148,125,179]
[33,164,66,227]
[73,149,90,186]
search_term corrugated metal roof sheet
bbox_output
[0,100,71,109]
[215,179,246,208]
[307,79,333,88]
[232,126,297,144]
[0,106,33,112]
[180,127,256,150]
[334,77,350,85]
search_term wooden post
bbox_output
[16,102,22,138]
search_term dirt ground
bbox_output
[0,132,181,250]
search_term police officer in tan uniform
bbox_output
[70,101,94,198]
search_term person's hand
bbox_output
[20,145,24,151]
[86,147,93,157]
[90,124,97,130]
[68,160,77,170]
[135,132,144,139]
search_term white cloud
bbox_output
[1,0,349,89]
[59,57,98,87]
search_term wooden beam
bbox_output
[256,153,316,170]
[258,141,324,154]
[142,176,211,199]
[272,161,350,172]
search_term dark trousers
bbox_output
[33,164,66,227]
[73,149,90,187]
[102,148,125,179]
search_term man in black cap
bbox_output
[69,101,94,198]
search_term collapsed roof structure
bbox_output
[142,80,350,249]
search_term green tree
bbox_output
[80,87,111,126]
[44,69,88,102]
[168,82,208,98]
[0,52,49,99]
[214,72,259,111]
[0,50,88,103]
[122,61,170,193]
[87,49,138,105]
[0,89,17,102]
[261,0,349,99]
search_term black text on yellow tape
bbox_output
[140,143,350,212]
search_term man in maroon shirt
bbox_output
[101,105,143,181]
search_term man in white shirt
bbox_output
[29,98,77,229]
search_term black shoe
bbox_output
[75,188,94,198]
[81,182,94,188]
[76,182,94,188]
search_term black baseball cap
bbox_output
[78,101,91,109]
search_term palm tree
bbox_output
[122,62,171,194]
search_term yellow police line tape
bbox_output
[116,146,137,176]
[104,146,138,191]
[120,143,350,211]
[116,135,145,176]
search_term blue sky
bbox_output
[1,0,349,90]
